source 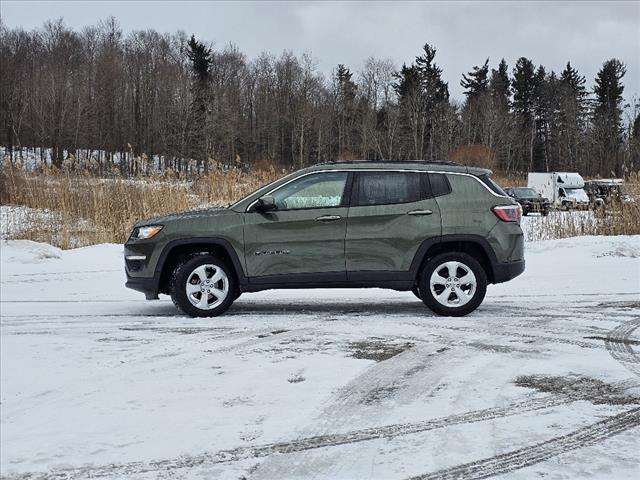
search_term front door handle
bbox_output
[407,209,433,216]
[315,215,342,222]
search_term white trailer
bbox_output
[527,172,590,209]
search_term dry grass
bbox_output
[1,166,638,249]
[504,171,640,241]
[521,204,640,242]
[0,165,283,248]
[492,173,527,188]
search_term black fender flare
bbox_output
[408,234,498,280]
[155,237,248,287]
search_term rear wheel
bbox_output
[170,255,237,317]
[418,252,487,317]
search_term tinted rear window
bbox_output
[353,172,422,206]
[478,174,507,196]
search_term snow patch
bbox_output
[1,239,62,263]
[597,241,640,258]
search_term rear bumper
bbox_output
[492,260,525,284]
[522,202,550,212]
[125,274,159,300]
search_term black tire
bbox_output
[418,252,487,317]
[542,209,549,216]
[170,254,237,317]
[411,286,422,300]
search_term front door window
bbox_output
[271,172,348,210]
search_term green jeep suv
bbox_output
[125,161,524,317]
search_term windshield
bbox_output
[228,171,292,209]
[512,188,539,197]
[564,188,589,201]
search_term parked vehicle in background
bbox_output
[504,187,551,216]
[584,179,631,207]
[124,161,525,318]
[527,172,590,210]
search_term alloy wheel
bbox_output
[185,264,229,310]
[429,261,477,307]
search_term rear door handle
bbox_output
[315,215,342,222]
[407,209,433,216]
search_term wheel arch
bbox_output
[411,235,497,284]
[156,238,247,295]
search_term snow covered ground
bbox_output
[1,236,639,480]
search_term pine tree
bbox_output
[186,35,212,172]
[630,110,640,166]
[489,59,510,110]
[592,59,626,174]
[488,59,512,170]
[393,63,425,158]
[461,58,489,100]
[460,59,491,146]
[532,65,551,171]
[393,44,450,159]
[334,64,358,157]
[557,62,588,170]
[409,43,449,159]
[533,68,562,171]
[512,58,536,121]
[414,44,449,105]
[512,57,537,171]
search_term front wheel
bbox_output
[170,255,237,317]
[418,252,487,317]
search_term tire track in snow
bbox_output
[3,393,577,480]
[403,319,603,351]
[406,407,640,480]
[252,344,454,478]
[604,318,640,377]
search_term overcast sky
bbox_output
[2,0,638,101]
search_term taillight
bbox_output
[493,205,522,223]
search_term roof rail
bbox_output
[316,159,466,167]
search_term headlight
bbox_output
[131,225,163,240]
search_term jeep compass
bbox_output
[125,161,524,317]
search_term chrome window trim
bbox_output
[245,168,508,212]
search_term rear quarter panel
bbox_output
[437,174,501,236]
[436,174,522,264]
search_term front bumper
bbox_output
[124,240,163,299]
[125,274,160,300]
[492,259,525,284]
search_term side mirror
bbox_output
[254,195,277,212]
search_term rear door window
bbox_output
[353,172,423,206]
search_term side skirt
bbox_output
[242,271,414,293]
